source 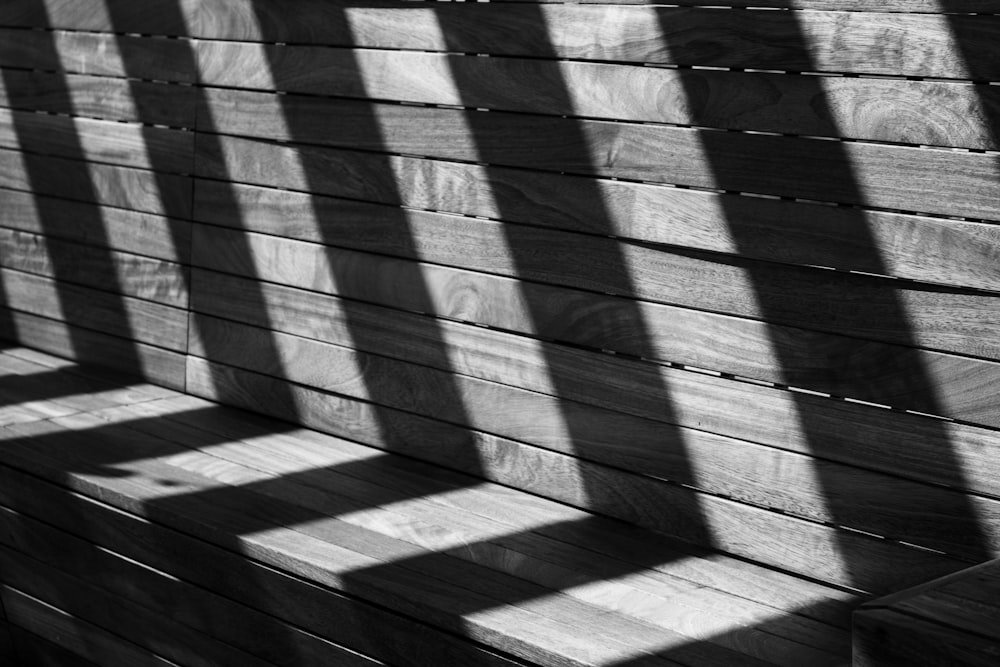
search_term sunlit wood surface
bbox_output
[0,346,855,666]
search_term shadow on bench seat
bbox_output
[0,346,857,667]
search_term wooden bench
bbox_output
[854,559,1000,666]
[1,0,999,664]
[0,345,859,666]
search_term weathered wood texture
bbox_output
[0,2,998,665]
[854,559,1000,666]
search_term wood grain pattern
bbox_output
[197,172,1000,294]
[0,69,196,127]
[99,396,851,657]
[0,108,193,173]
[0,228,188,307]
[0,148,191,218]
[117,413,851,665]
[198,45,1000,150]
[514,0,1000,10]
[188,312,1000,562]
[0,188,189,262]
[191,269,1000,491]
[0,269,187,352]
[199,118,1000,223]
[0,465,566,667]
[0,419,770,667]
[8,2,996,77]
[0,309,185,390]
[191,223,1000,370]
[0,29,194,82]
[184,355,970,595]
[190,5,1000,79]
[0,507,388,667]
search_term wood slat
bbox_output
[0,228,188,307]
[7,2,996,78]
[197,168,1000,295]
[188,312,1000,562]
[0,188,190,263]
[862,558,1000,643]
[0,108,193,174]
[508,0,1000,10]
[0,465,563,667]
[0,463,845,667]
[0,507,389,667]
[191,222,1000,378]
[108,414,851,666]
[190,269,1000,496]
[198,112,1000,223]
[0,148,191,218]
[0,418,775,667]
[0,69,196,127]
[853,607,1000,667]
[2,581,249,667]
[0,269,187,351]
[96,395,852,658]
[197,45,1000,150]
[192,6,1000,80]
[0,309,185,390]
[185,355,970,594]
[0,28,195,83]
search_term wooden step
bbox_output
[0,346,856,667]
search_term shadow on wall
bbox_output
[0,1,996,665]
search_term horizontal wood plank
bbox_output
[0,464,561,667]
[19,2,996,78]
[0,188,190,262]
[1,570,266,667]
[0,69,196,127]
[197,171,1000,294]
[198,113,1000,222]
[0,417,773,667]
[0,148,191,218]
[0,228,188,307]
[191,269,1000,491]
[5,604,153,667]
[191,223,1000,371]
[0,506,388,667]
[96,395,852,657]
[0,108,193,173]
[0,28,195,82]
[0,308,186,390]
[184,354,970,594]
[197,46,1000,150]
[188,312,1000,561]
[866,558,1000,643]
[0,268,187,351]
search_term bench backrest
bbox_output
[1,0,998,596]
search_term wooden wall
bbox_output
[2,0,1000,652]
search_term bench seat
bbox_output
[0,346,856,667]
